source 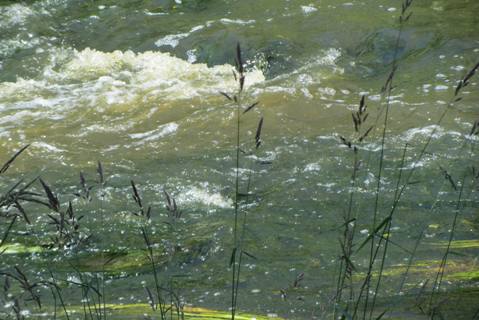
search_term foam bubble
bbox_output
[0,47,265,123]
[129,122,179,143]
[301,5,318,14]
[0,4,35,28]
[219,18,255,25]
[155,25,205,48]
[304,162,321,172]
[56,48,265,98]
[33,142,64,153]
[177,186,232,208]
[401,125,461,142]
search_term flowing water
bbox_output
[1,0,478,318]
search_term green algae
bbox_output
[0,242,43,254]
[0,236,212,275]
[431,239,479,249]
[69,250,156,273]
[371,287,479,320]
[446,270,479,281]
[60,237,212,274]
[53,304,281,320]
[353,259,478,282]
[111,304,280,319]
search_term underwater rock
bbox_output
[349,28,439,76]
[189,34,300,79]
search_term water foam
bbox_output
[0,4,35,28]
[155,25,205,48]
[251,48,342,97]
[401,125,461,141]
[49,48,264,98]
[0,47,265,127]
[129,122,179,143]
[177,186,232,208]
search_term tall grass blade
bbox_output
[0,145,29,174]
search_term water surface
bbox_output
[0,0,478,318]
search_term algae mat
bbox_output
[34,304,281,320]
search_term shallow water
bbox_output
[0,0,478,318]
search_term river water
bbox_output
[0,0,478,319]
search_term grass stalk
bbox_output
[334,95,372,318]
[233,117,263,312]
[362,2,412,316]
[356,12,479,320]
[98,161,107,320]
[229,43,244,320]
[48,271,71,320]
[428,173,466,315]
[368,143,409,317]
[334,135,360,317]
[397,226,426,294]
[221,43,263,320]
[141,226,167,320]
[230,82,241,320]
[363,59,479,315]
[50,285,57,319]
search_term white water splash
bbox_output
[129,122,179,143]
[301,5,318,14]
[0,47,265,127]
[155,25,205,48]
[304,162,321,172]
[33,142,65,153]
[401,125,461,141]
[219,18,256,25]
[178,186,232,208]
[0,4,35,28]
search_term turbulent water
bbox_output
[1,0,478,319]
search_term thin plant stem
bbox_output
[335,149,359,317]
[231,92,241,320]
[368,143,408,318]
[50,286,57,320]
[363,19,405,319]
[233,146,259,311]
[398,226,426,294]
[48,271,71,320]
[141,226,166,319]
[56,286,70,320]
[428,173,466,314]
